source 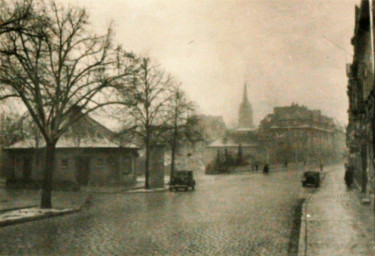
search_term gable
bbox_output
[8,114,138,149]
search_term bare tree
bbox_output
[0,0,33,102]
[164,86,198,180]
[0,112,24,147]
[0,1,135,208]
[0,0,33,36]
[19,113,43,147]
[117,57,172,189]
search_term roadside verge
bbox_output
[0,207,80,228]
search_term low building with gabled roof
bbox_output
[3,114,139,190]
[206,128,267,165]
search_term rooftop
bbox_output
[208,138,258,148]
[7,114,139,150]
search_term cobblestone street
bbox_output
[0,169,307,256]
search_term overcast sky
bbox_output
[60,0,358,127]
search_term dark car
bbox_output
[169,170,196,191]
[302,171,320,187]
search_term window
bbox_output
[61,159,69,169]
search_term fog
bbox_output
[59,0,358,127]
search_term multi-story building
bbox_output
[259,104,345,164]
[347,0,375,193]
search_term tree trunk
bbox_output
[170,141,176,182]
[40,140,56,209]
[145,133,150,189]
[170,115,178,183]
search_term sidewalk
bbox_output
[0,180,167,227]
[0,189,86,211]
[0,176,170,211]
[299,165,375,256]
[0,189,85,227]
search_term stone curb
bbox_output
[298,194,311,256]
[82,187,144,195]
[0,205,38,214]
[80,183,170,195]
[297,171,327,256]
[0,207,81,228]
[124,187,168,194]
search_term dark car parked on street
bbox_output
[302,171,320,188]
[169,170,196,191]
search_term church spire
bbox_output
[242,82,249,103]
[238,82,254,129]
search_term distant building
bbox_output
[206,83,264,165]
[206,84,345,168]
[238,83,254,129]
[206,129,265,164]
[259,104,345,164]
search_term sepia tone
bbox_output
[0,0,374,256]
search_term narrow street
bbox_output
[0,169,308,256]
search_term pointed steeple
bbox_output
[238,82,254,128]
[242,83,249,103]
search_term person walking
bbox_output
[263,163,269,174]
[344,165,354,188]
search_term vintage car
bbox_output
[302,171,320,188]
[169,170,196,191]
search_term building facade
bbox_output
[2,114,139,190]
[347,0,375,194]
[259,104,345,164]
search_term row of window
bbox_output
[13,157,105,169]
[60,158,105,169]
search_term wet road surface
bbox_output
[0,169,308,256]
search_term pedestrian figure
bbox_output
[319,162,323,171]
[344,165,354,188]
[255,164,259,171]
[263,164,269,174]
